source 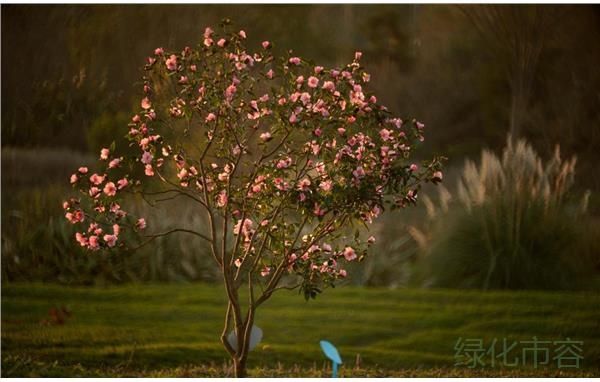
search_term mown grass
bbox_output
[2,283,599,377]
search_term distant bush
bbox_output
[414,138,597,290]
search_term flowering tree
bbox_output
[63,21,443,377]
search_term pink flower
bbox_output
[379,128,392,141]
[89,187,101,198]
[216,191,228,208]
[289,113,297,124]
[343,246,357,261]
[113,224,121,236]
[203,27,213,38]
[307,76,319,88]
[117,178,129,190]
[65,209,84,224]
[347,116,356,124]
[339,269,347,278]
[266,69,274,79]
[89,173,105,185]
[260,266,271,277]
[432,171,443,183]
[204,38,213,47]
[100,148,110,160]
[314,66,324,74]
[288,57,301,65]
[75,232,88,247]
[313,203,325,217]
[205,113,216,122]
[103,182,117,197]
[368,236,376,244]
[276,157,291,168]
[225,84,237,103]
[354,51,362,60]
[296,75,304,85]
[166,54,177,71]
[353,166,366,179]
[409,163,418,172]
[103,234,117,248]
[78,167,89,174]
[154,47,164,55]
[141,151,153,165]
[262,41,271,49]
[70,174,78,184]
[234,258,242,268]
[141,97,152,110]
[145,164,155,177]
[319,180,333,193]
[108,158,121,169]
[260,132,272,142]
[88,235,99,250]
[217,38,226,47]
[233,218,254,239]
[322,81,335,92]
[136,218,147,230]
[297,178,311,191]
[337,127,346,136]
[239,30,247,39]
[300,92,311,105]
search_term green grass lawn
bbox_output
[2,283,599,377]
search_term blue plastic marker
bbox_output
[320,340,342,378]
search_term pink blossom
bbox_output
[260,132,272,142]
[145,164,155,177]
[353,166,366,179]
[100,148,110,160]
[141,151,153,165]
[322,81,335,92]
[70,174,78,184]
[103,234,117,247]
[89,187,101,198]
[307,76,319,88]
[216,191,228,208]
[154,47,164,55]
[266,69,274,79]
[117,178,129,190]
[297,178,311,191]
[319,180,333,193]
[314,66,324,74]
[354,51,362,60]
[113,224,121,236]
[108,158,121,169]
[78,167,89,174]
[433,171,443,182]
[225,84,237,103]
[368,236,376,244]
[337,127,346,136]
[234,258,242,268]
[88,235,99,250]
[379,128,392,141]
[288,57,301,65]
[136,218,147,230]
[409,163,418,172]
[260,266,271,277]
[343,246,357,261]
[103,182,117,197]
[75,232,88,247]
[300,92,311,105]
[289,113,297,124]
[262,40,271,49]
[313,203,325,217]
[204,27,213,38]
[65,209,84,224]
[166,54,178,71]
[205,113,216,122]
[238,30,247,39]
[339,269,347,278]
[89,173,105,185]
[217,38,226,47]
[204,38,213,47]
[141,97,152,110]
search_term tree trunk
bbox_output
[234,357,247,378]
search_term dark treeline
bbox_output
[2,4,600,192]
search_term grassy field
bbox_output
[2,283,599,377]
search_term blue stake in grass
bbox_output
[320,340,342,378]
